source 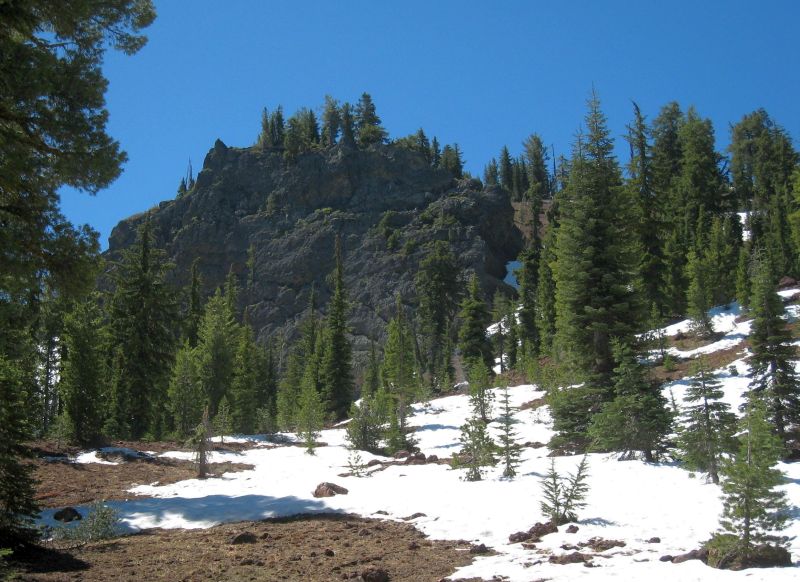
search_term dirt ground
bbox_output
[12,514,478,582]
[11,442,480,581]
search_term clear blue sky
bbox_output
[60,0,800,248]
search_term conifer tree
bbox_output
[345,395,383,454]
[382,296,417,450]
[415,241,460,391]
[230,324,261,433]
[718,400,789,553]
[339,102,356,148]
[168,340,203,439]
[257,107,270,148]
[319,235,353,419]
[467,360,494,423]
[685,248,713,337]
[497,383,522,478]
[195,289,237,416]
[268,106,285,147]
[354,92,387,147]
[735,243,752,309]
[109,220,178,439]
[193,407,211,479]
[213,396,233,442]
[440,144,464,178]
[276,290,318,430]
[184,259,203,346]
[429,137,442,168]
[678,357,737,484]
[551,93,643,446]
[320,95,341,147]
[588,341,671,461]
[484,158,499,185]
[59,295,108,445]
[457,275,493,370]
[457,416,495,481]
[535,227,557,353]
[297,361,324,454]
[747,254,800,444]
[540,456,590,524]
[498,146,514,191]
[362,341,381,399]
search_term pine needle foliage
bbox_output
[540,456,590,525]
[497,383,522,479]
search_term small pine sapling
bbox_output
[539,456,590,524]
[213,397,233,443]
[346,449,370,478]
[457,416,495,481]
[345,395,383,454]
[297,374,324,455]
[497,383,522,478]
[193,407,211,478]
[467,360,494,423]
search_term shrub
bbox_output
[52,502,121,543]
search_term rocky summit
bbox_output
[105,140,522,362]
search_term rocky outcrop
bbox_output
[105,141,522,364]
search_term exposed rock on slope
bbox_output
[105,141,522,361]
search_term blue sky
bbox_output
[60,0,800,248]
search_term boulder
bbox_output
[469,543,490,554]
[672,548,708,564]
[647,536,661,544]
[360,566,390,581]
[53,507,81,522]
[566,524,579,534]
[230,532,257,545]
[313,482,349,497]
[549,552,591,565]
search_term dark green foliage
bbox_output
[108,221,178,439]
[440,144,464,178]
[719,400,789,551]
[747,254,800,444]
[184,259,203,346]
[362,342,381,399]
[457,275,493,370]
[467,360,494,423]
[284,107,319,160]
[499,146,514,191]
[321,95,341,147]
[195,289,236,417]
[429,137,442,168]
[685,248,713,337]
[457,417,495,481]
[346,395,383,454]
[319,236,353,420]
[415,241,460,392]
[535,227,557,353]
[230,325,261,434]
[59,296,108,444]
[339,102,355,148]
[588,342,671,461]
[354,93,387,147]
[168,340,203,439]
[540,456,590,525]
[213,396,233,441]
[678,358,737,483]
[553,92,643,399]
[382,296,418,450]
[497,384,522,479]
[193,407,211,478]
[297,360,324,454]
[484,158,499,185]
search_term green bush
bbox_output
[52,502,122,543]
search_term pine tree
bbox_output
[230,324,261,434]
[297,361,324,454]
[540,456,590,524]
[109,220,178,439]
[195,289,237,416]
[59,295,108,445]
[362,341,381,399]
[678,357,737,484]
[685,248,713,337]
[497,383,522,478]
[345,394,383,454]
[551,92,643,447]
[257,107,271,148]
[718,400,789,554]
[320,95,341,148]
[457,275,493,370]
[588,341,671,461]
[213,396,233,442]
[747,254,800,444]
[498,146,514,191]
[382,296,418,450]
[319,235,353,420]
[467,360,494,423]
[415,241,460,392]
[339,102,355,148]
[429,137,442,168]
[535,226,557,353]
[276,290,318,430]
[735,243,752,309]
[269,106,285,147]
[457,416,495,481]
[184,258,203,346]
[484,158,499,186]
[168,340,203,439]
[354,92,387,147]
[193,407,211,479]
[440,144,464,178]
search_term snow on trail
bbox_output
[39,297,800,581]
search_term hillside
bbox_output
[104,140,522,356]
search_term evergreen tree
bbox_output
[320,95,341,148]
[256,340,279,432]
[297,360,324,454]
[747,254,800,444]
[382,296,417,450]
[213,396,233,442]
[362,341,381,399]
[430,137,442,168]
[457,275,493,370]
[415,241,460,391]
[230,324,261,433]
[440,144,464,178]
[552,92,643,446]
[588,341,671,461]
[195,289,237,416]
[540,456,590,525]
[257,107,271,148]
[184,258,203,346]
[319,235,353,419]
[354,92,387,147]
[498,146,514,191]
[497,383,522,478]
[346,394,383,454]
[109,220,178,439]
[457,416,495,481]
[685,248,713,337]
[168,340,203,439]
[678,357,737,484]
[59,296,108,445]
[467,360,494,423]
[535,226,557,353]
[484,158,499,186]
[339,102,355,148]
[276,290,318,430]
[735,243,753,309]
[269,106,285,147]
[718,400,789,553]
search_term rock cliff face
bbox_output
[106,141,522,362]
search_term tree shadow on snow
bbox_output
[578,517,617,527]
[415,424,460,432]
